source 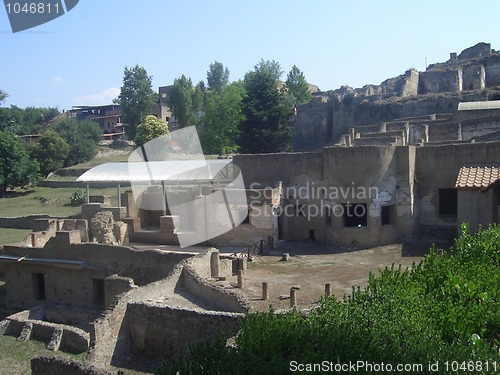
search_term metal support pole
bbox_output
[86,184,90,204]
[161,181,167,215]
[117,184,121,208]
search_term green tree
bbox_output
[31,130,70,176]
[0,130,39,194]
[0,105,60,135]
[207,61,230,94]
[118,65,157,139]
[192,80,206,116]
[134,115,169,147]
[239,59,295,153]
[201,82,245,155]
[52,118,102,166]
[285,65,312,106]
[0,90,7,104]
[168,75,195,128]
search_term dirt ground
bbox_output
[234,241,432,311]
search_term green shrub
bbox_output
[165,225,500,375]
[70,188,86,206]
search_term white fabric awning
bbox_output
[77,160,232,183]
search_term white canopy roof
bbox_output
[458,100,500,111]
[77,160,232,183]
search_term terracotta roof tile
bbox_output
[455,164,500,189]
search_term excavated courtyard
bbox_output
[228,241,431,311]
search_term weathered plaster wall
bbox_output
[457,189,498,233]
[485,62,500,86]
[462,64,485,90]
[415,142,500,227]
[1,241,190,310]
[292,96,333,150]
[418,70,462,94]
[234,152,323,189]
[3,264,106,311]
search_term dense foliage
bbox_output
[118,65,157,139]
[168,75,197,128]
[164,224,500,375]
[286,65,312,107]
[0,105,60,135]
[167,60,311,154]
[134,115,169,148]
[52,118,102,167]
[200,82,245,155]
[238,60,295,153]
[0,130,39,193]
[30,130,70,176]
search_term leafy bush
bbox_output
[165,224,500,375]
[70,188,86,206]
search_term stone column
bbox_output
[237,270,244,288]
[325,283,331,297]
[290,288,296,307]
[262,282,269,300]
[210,251,220,278]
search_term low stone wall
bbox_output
[2,315,89,353]
[31,356,112,375]
[181,266,248,313]
[0,214,52,229]
[127,303,243,360]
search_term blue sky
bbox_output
[0,0,499,110]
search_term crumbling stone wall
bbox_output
[418,69,463,94]
[2,310,89,353]
[128,303,242,360]
[88,249,246,368]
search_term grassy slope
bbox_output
[0,335,86,375]
[0,228,32,247]
[0,186,119,218]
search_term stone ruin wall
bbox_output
[88,248,246,369]
[293,43,500,150]
[1,307,89,354]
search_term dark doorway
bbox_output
[93,279,105,308]
[309,229,316,241]
[32,273,46,301]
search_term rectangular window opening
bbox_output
[325,206,332,226]
[343,203,367,227]
[381,205,393,225]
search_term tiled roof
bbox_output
[455,164,500,189]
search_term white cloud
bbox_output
[53,76,64,83]
[73,87,120,106]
